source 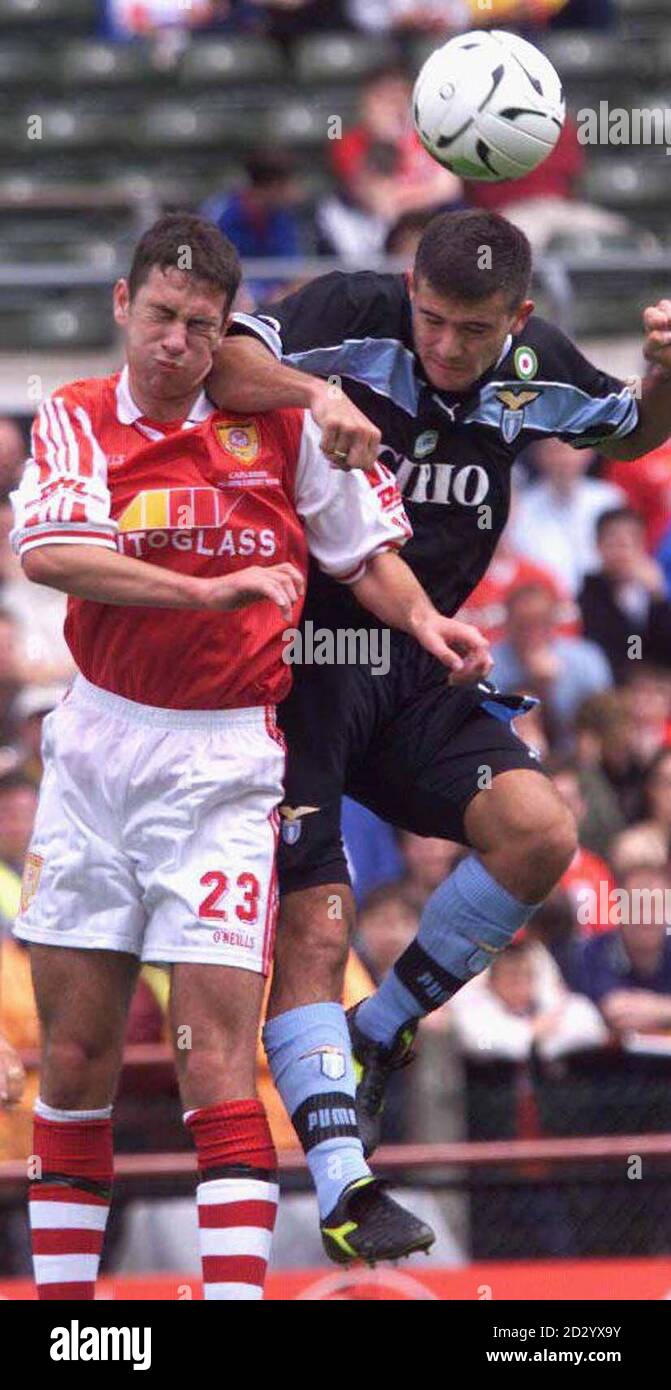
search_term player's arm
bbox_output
[21,544,303,621]
[351,550,492,681]
[208,275,382,470]
[293,414,491,681]
[599,302,671,461]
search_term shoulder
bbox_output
[508,315,609,388]
[305,269,407,327]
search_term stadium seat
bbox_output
[579,156,669,209]
[29,297,113,349]
[133,102,267,152]
[292,32,397,86]
[617,0,668,17]
[2,104,135,154]
[60,40,160,90]
[0,42,54,88]
[267,100,336,149]
[541,32,645,84]
[0,0,96,30]
[179,37,287,88]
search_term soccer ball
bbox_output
[412,29,565,182]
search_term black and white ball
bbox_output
[413,30,565,182]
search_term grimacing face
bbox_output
[113,265,229,411]
[409,274,534,394]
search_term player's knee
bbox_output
[507,790,577,889]
[42,1036,117,1108]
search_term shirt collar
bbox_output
[115,364,213,428]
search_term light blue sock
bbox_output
[263,1002,371,1220]
[357,854,537,1046]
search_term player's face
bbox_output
[409,276,534,392]
[114,266,229,408]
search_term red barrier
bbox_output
[2,1259,671,1301]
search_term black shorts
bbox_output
[277,631,542,895]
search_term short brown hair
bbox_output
[415,210,532,309]
[128,213,241,308]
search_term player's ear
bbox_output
[510,299,535,334]
[113,279,130,327]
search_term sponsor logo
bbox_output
[20,852,43,915]
[212,928,255,950]
[307,1105,357,1133]
[215,420,260,464]
[117,525,277,560]
[300,1046,347,1081]
[514,346,539,381]
[414,430,439,459]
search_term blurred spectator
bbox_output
[458,516,578,646]
[579,509,671,681]
[1,494,77,691]
[0,611,24,739]
[550,0,614,26]
[0,422,25,494]
[355,881,418,981]
[395,830,464,911]
[262,0,348,40]
[330,65,463,225]
[574,691,643,825]
[341,798,404,906]
[605,442,671,554]
[470,117,639,254]
[548,747,623,861]
[525,888,583,986]
[105,0,223,38]
[10,685,66,788]
[0,772,38,879]
[316,140,400,262]
[576,865,671,1035]
[510,438,625,594]
[492,584,611,746]
[450,939,607,1062]
[618,748,671,864]
[201,147,302,261]
[201,147,302,302]
[621,667,671,767]
[609,823,668,880]
[550,761,616,935]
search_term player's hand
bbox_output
[0,1034,26,1107]
[206,563,305,622]
[643,300,671,376]
[410,614,493,682]
[309,380,382,473]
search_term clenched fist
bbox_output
[643,300,671,377]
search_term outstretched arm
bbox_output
[352,551,492,684]
[601,301,671,461]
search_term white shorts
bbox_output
[14,675,285,973]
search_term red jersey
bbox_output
[11,368,411,709]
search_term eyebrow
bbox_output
[146,301,219,327]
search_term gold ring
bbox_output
[331,449,349,459]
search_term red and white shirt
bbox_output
[11,368,411,709]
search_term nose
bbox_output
[162,321,187,356]
[436,327,462,361]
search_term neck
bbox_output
[126,367,202,423]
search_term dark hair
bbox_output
[385,208,434,255]
[596,506,644,541]
[414,210,532,308]
[244,146,297,187]
[128,213,241,307]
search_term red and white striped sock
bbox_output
[185,1099,278,1301]
[29,1098,113,1301]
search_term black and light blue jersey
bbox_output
[231,270,638,618]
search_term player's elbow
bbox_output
[21,545,63,585]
